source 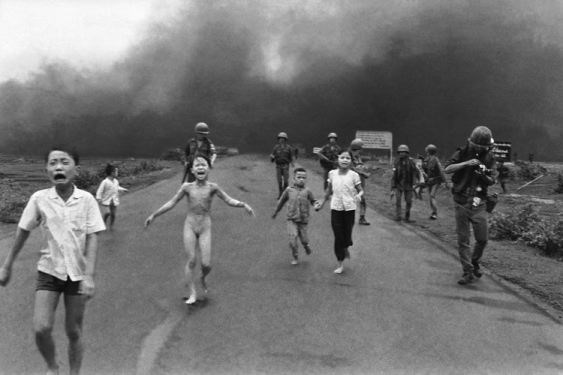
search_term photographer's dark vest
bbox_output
[450,145,494,202]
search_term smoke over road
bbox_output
[1,0,563,159]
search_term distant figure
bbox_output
[413,155,426,200]
[182,122,217,183]
[391,144,419,223]
[272,167,317,265]
[0,147,106,375]
[96,164,128,231]
[497,161,509,194]
[315,150,364,274]
[145,156,254,305]
[315,132,341,190]
[528,153,534,163]
[445,126,497,285]
[270,132,295,198]
[422,144,450,219]
[349,138,371,225]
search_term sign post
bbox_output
[492,141,512,162]
[355,130,393,164]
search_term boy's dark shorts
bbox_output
[36,271,81,295]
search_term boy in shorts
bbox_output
[145,156,254,304]
[272,168,317,265]
[0,147,106,375]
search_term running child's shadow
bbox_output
[182,296,210,314]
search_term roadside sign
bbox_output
[492,141,512,161]
[355,131,393,150]
[355,130,393,164]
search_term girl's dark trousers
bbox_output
[331,209,355,261]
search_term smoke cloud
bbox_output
[1,0,563,160]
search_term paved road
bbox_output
[1,155,562,375]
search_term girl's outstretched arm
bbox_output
[215,186,254,216]
[144,186,186,227]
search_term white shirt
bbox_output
[96,177,126,206]
[328,169,361,211]
[18,187,106,281]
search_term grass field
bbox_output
[0,154,181,226]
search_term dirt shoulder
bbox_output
[299,157,563,321]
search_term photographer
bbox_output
[445,126,497,285]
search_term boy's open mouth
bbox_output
[54,173,66,181]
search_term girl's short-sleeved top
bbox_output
[328,169,361,211]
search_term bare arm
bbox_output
[95,180,105,201]
[215,186,254,216]
[0,228,31,286]
[209,142,217,167]
[315,182,333,211]
[355,182,364,200]
[80,233,98,298]
[144,186,186,227]
[444,159,480,174]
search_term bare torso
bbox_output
[182,181,218,235]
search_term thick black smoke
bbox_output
[1,0,563,160]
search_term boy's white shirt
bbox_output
[18,187,106,281]
[328,169,361,211]
[96,177,126,205]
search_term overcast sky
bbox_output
[0,0,182,82]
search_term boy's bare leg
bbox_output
[199,226,212,294]
[109,204,117,229]
[64,294,86,375]
[183,227,198,304]
[287,221,299,263]
[34,290,61,374]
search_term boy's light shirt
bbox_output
[96,177,125,205]
[328,169,361,211]
[18,187,106,281]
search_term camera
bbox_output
[474,163,491,176]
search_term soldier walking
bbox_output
[422,144,450,220]
[391,144,420,223]
[182,122,217,183]
[315,132,341,190]
[270,132,295,199]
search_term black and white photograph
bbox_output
[1,1,562,374]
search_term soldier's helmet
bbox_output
[327,132,338,139]
[195,122,210,135]
[425,144,437,153]
[277,132,288,139]
[397,144,410,153]
[468,126,494,147]
[350,138,364,150]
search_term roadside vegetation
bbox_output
[0,157,175,223]
[300,155,563,315]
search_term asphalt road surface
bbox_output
[1,155,562,375]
